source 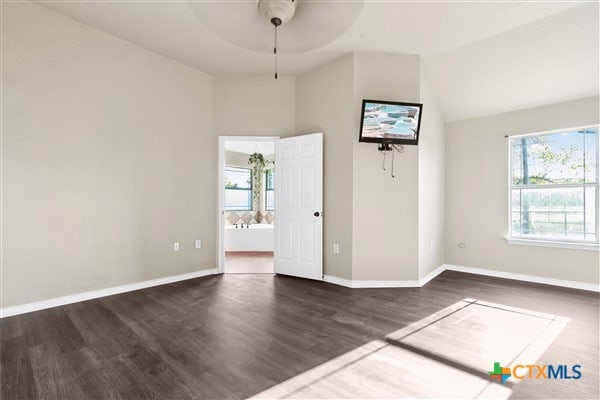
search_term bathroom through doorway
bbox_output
[218,136,277,274]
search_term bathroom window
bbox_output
[224,166,252,211]
[265,169,274,211]
[508,126,599,248]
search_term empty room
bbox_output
[1,1,599,399]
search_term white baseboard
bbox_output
[0,268,218,318]
[324,263,599,292]
[443,264,600,292]
[5,263,596,318]
[324,274,429,289]
[323,275,353,288]
[323,266,444,289]
[352,280,420,288]
[419,264,446,286]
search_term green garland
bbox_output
[248,152,274,207]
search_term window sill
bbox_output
[506,238,600,251]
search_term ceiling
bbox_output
[226,141,275,156]
[38,0,599,122]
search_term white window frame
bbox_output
[224,166,253,211]
[507,125,600,250]
[264,168,274,211]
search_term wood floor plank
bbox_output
[82,355,158,400]
[29,343,86,400]
[0,271,598,399]
[21,308,86,354]
[65,300,144,360]
[0,317,23,341]
[1,336,38,400]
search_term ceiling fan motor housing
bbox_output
[257,0,296,27]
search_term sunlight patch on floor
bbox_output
[386,298,569,372]
[250,339,511,399]
[250,299,567,399]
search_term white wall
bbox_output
[2,2,214,307]
[352,53,421,280]
[446,97,600,284]
[418,64,446,279]
[296,52,443,282]
[6,2,593,309]
[295,55,355,279]
[213,75,295,137]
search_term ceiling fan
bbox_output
[257,0,296,79]
[188,0,364,79]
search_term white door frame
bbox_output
[217,136,279,274]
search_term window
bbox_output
[224,167,252,211]
[509,126,599,247]
[265,169,274,211]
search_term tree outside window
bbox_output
[509,126,598,243]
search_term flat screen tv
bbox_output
[359,99,423,146]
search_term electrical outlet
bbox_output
[333,243,340,254]
[173,242,180,252]
[195,239,202,249]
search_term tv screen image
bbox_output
[359,100,423,145]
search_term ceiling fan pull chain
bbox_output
[274,25,278,79]
[258,1,294,79]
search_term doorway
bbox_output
[218,136,278,274]
[217,133,324,280]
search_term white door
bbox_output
[274,133,323,280]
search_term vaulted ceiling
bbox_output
[38,0,599,122]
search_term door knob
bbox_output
[314,212,320,217]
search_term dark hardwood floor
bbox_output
[1,271,598,399]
